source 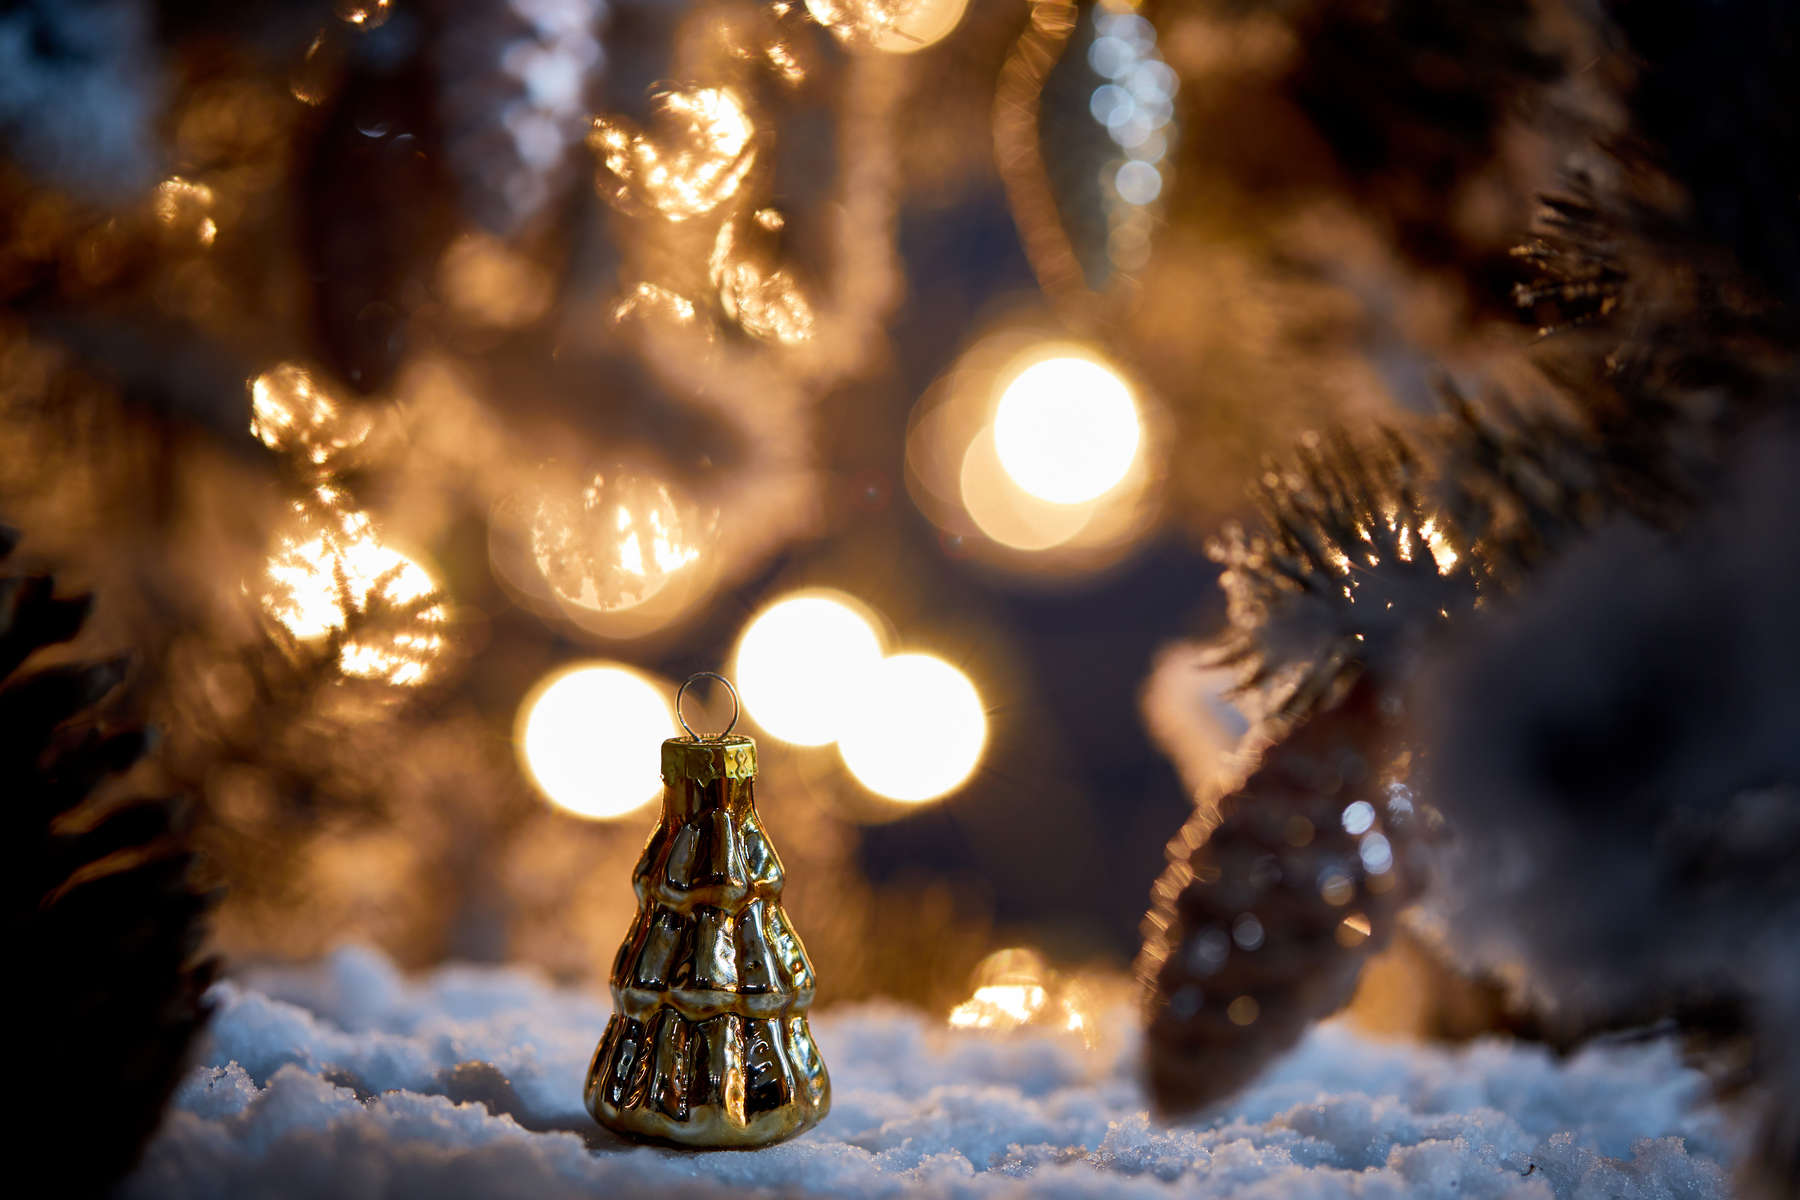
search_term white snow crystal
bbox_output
[123,945,1732,1199]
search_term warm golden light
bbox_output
[249,364,371,464]
[838,653,984,803]
[590,86,756,220]
[873,0,970,53]
[993,354,1141,504]
[153,177,217,247]
[959,423,1094,551]
[530,473,700,614]
[334,0,391,30]
[614,281,699,325]
[805,0,969,53]
[518,664,676,820]
[946,947,1093,1040]
[948,983,1048,1029]
[260,500,446,686]
[736,591,884,746]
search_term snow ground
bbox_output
[124,946,1731,1199]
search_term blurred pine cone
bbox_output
[0,526,217,1196]
[1138,678,1421,1114]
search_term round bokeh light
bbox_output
[838,653,986,803]
[518,664,675,820]
[735,590,885,746]
[993,354,1141,505]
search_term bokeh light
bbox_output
[805,0,969,53]
[334,0,391,31]
[736,591,885,746]
[838,653,985,803]
[905,329,1162,572]
[530,472,700,614]
[946,947,1094,1041]
[590,86,756,220]
[250,364,371,466]
[260,500,447,686]
[993,354,1141,504]
[960,423,1093,551]
[518,664,676,820]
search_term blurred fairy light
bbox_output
[735,591,885,746]
[260,494,447,686]
[249,363,372,466]
[529,472,701,614]
[805,0,970,53]
[838,653,985,803]
[906,331,1160,566]
[993,354,1141,504]
[959,424,1094,551]
[334,0,392,31]
[152,176,217,247]
[947,948,1094,1042]
[1086,2,1177,273]
[517,664,676,820]
[589,86,756,220]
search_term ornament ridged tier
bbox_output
[585,733,830,1147]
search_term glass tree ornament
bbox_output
[585,674,830,1147]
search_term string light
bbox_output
[260,496,447,686]
[736,591,885,746]
[992,353,1141,504]
[249,364,371,466]
[529,473,700,614]
[838,653,985,803]
[518,664,676,820]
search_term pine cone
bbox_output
[1138,678,1422,1115]
[0,527,217,1195]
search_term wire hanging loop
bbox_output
[675,671,741,739]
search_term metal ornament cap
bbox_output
[585,675,830,1148]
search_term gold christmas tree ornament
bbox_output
[586,672,830,1147]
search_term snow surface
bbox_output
[124,946,1732,1199]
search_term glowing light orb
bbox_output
[518,664,676,820]
[735,591,884,746]
[530,473,700,614]
[261,503,446,686]
[153,177,216,246]
[838,653,985,803]
[959,423,1094,551]
[805,0,968,53]
[993,355,1141,504]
